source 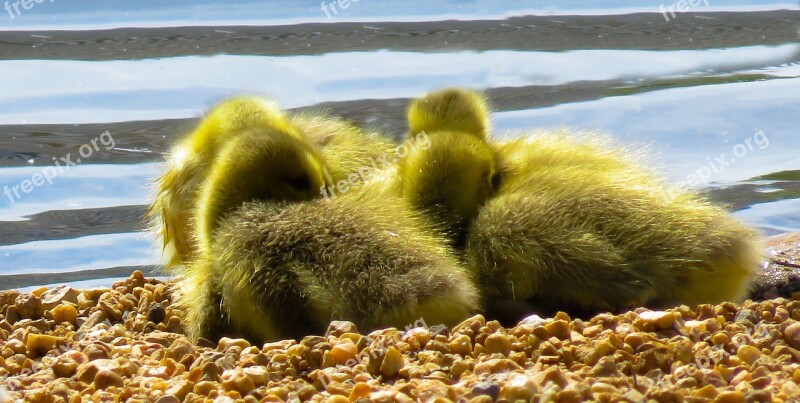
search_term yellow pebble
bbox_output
[330,339,357,365]
[326,395,349,403]
[484,333,512,356]
[349,382,371,400]
[711,332,730,345]
[736,345,761,366]
[714,390,745,403]
[51,304,78,324]
[25,334,59,357]
[448,335,472,356]
[380,347,405,377]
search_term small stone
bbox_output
[380,346,404,377]
[15,293,43,318]
[692,384,718,399]
[325,321,359,337]
[94,369,124,390]
[217,337,250,352]
[544,320,571,340]
[40,285,79,310]
[484,333,512,356]
[165,380,193,400]
[737,345,761,366]
[502,374,538,400]
[474,358,522,375]
[784,322,800,349]
[714,390,745,403]
[735,309,759,324]
[167,338,196,363]
[221,368,255,395]
[519,314,548,327]
[330,339,357,365]
[638,311,677,330]
[349,382,371,400]
[154,396,180,403]
[448,335,472,356]
[26,334,60,357]
[51,304,78,324]
[472,381,501,400]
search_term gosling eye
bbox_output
[287,174,311,192]
[490,171,502,190]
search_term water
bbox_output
[1,1,798,290]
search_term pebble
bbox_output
[484,333,512,356]
[502,374,538,400]
[50,304,78,324]
[784,322,800,349]
[380,346,404,377]
[736,345,761,366]
[637,311,677,330]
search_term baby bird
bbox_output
[398,89,499,245]
[149,98,396,270]
[187,129,479,342]
[401,88,761,320]
[148,97,300,270]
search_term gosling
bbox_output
[185,128,479,342]
[149,97,396,270]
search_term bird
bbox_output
[399,88,761,322]
[147,96,302,271]
[185,129,479,342]
[398,88,499,245]
[148,97,396,271]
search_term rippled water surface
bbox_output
[1,1,798,290]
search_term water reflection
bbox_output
[0,45,796,124]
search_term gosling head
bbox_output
[189,96,299,156]
[407,88,490,140]
[398,131,498,244]
[401,88,497,244]
[197,128,332,247]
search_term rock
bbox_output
[325,321,359,338]
[40,286,79,310]
[25,334,60,357]
[784,322,800,349]
[94,369,124,389]
[637,311,677,330]
[484,333,512,356]
[50,304,78,325]
[502,374,538,400]
[330,339,358,365]
[380,347,404,377]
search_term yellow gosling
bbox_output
[186,132,478,341]
[399,88,498,244]
[148,96,298,270]
[471,132,761,317]
[150,98,397,270]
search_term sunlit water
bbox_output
[1,1,798,290]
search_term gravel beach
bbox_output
[2,233,800,402]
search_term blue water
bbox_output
[0,1,798,290]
